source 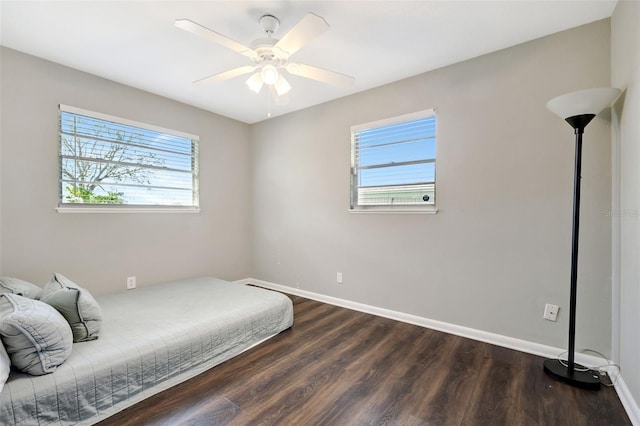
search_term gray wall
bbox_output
[0,19,620,358]
[251,20,613,353]
[612,0,640,410]
[0,47,253,295]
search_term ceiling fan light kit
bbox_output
[175,12,355,116]
[274,75,292,96]
[260,64,279,85]
[246,72,264,94]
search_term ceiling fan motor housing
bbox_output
[250,38,278,58]
[252,15,285,66]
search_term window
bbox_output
[58,105,199,211]
[350,109,436,212]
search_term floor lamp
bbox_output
[543,87,620,389]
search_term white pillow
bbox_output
[0,339,9,392]
[41,273,102,342]
[0,294,73,375]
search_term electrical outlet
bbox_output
[337,272,343,284]
[543,303,559,321]
[127,276,136,290]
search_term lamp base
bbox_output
[543,359,601,389]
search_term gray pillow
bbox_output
[0,277,42,299]
[0,294,73,375]
[41,273,102,342]
[0,339,9,392]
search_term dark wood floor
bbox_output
[99,293,631,426]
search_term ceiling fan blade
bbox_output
[273,13,329,58]
[286,63,355,87]
[175,19,257,60]
[194,65,256,84]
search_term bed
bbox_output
[0,276,293,425]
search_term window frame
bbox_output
[56,104,200,213]
[350,108,437,214]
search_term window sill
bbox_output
[349,206,438,215]
[55,206,200,214]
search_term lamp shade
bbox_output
[274,75,292,96]
[246,72,264,94]
[546,87,621,119]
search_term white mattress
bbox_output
[0,277,293,425]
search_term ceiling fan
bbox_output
[175,13,355,98]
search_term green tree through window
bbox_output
[59,105,199,209]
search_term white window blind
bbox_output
[58,105,199,210]
[351,109,436,210]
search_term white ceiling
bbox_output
[0,1,617,124]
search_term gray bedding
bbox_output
[0,277,293,425]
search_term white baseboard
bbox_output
[616,376,640,426]
[236,278,601,365]
[235,277,639,425]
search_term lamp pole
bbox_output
[543,113,601,389]
[566,114,594,374]
[543,87,620,390]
